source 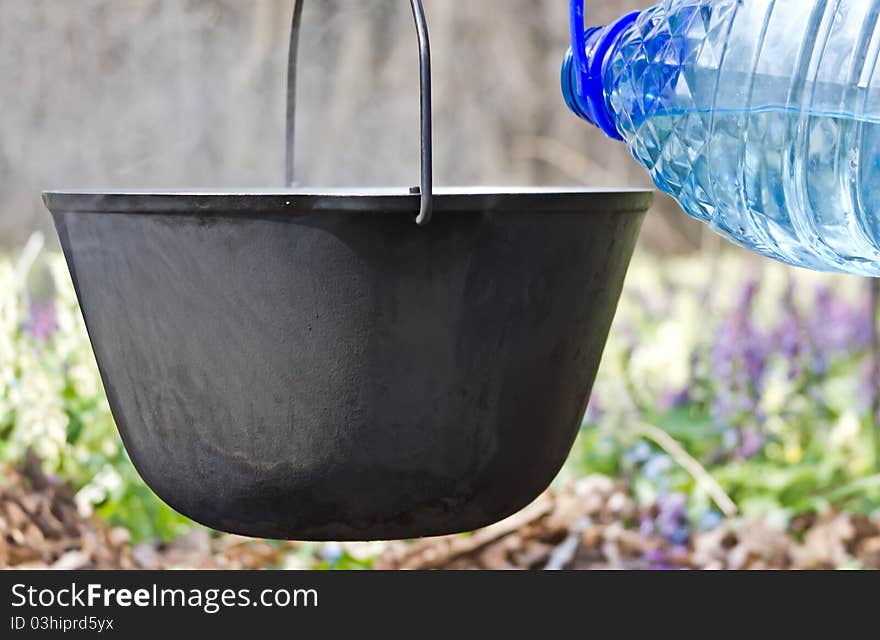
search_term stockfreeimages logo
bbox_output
[10,583,318,614]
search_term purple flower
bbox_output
[809,285,872,356]
[639,514,655,538]
[25,300,57,340]
[655,492,689,545]
[659,387,691,411]
[710,281,768,424]
[775,316,802,362]
[643,548,667,563]
[738,427,764,459]
[643,544,688,570]
[772,282,806,380]
[643,547,676,570]
[656,492,686,518]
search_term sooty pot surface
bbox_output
[44,188,651,540]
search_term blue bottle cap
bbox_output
[562,3,641,141]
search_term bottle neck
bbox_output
[562,10,641,140]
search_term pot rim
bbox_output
[43,187,653,216]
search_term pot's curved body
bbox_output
[44,188,651,540]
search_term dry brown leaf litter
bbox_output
[3,456,880,570]
[0,453,300,570]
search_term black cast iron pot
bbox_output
[43,187,650,540]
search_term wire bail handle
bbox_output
[286,0,434,226]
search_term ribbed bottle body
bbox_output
[605,0,880,275]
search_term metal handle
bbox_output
[286,0,434,226]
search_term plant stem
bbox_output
[638,421,738,518]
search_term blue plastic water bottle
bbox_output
[563,0,880,276]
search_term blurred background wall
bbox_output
[0,0,702,251]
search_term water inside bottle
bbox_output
[640,105,880,276]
